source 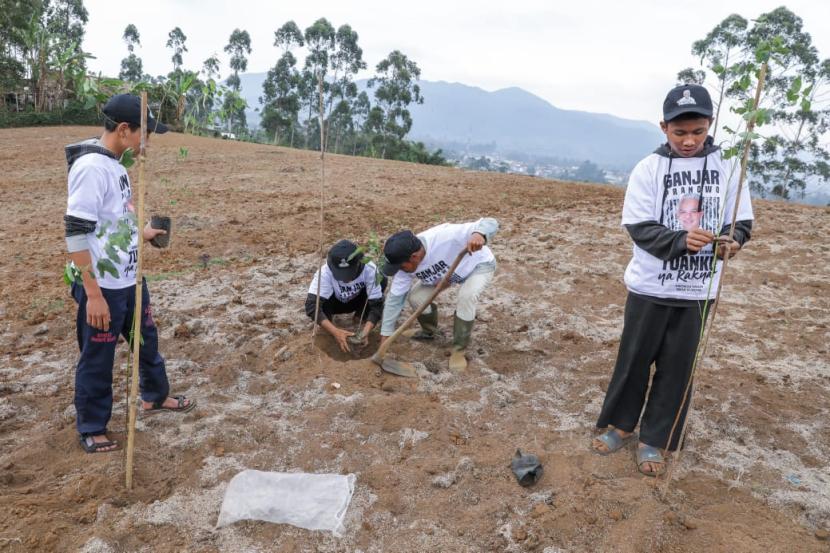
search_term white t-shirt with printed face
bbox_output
[66,153,138,289]
[309,262,384,303]
[390,221,495,297]
[622,152,754,300]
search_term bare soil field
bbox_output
[0,126,828,552]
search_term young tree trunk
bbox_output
[36,55,47,112]
[304,102,313,149]
[712,49,731,141]
[177,95,185,127]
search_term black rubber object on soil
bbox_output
[511,449,543,487]
[150,215,171,248]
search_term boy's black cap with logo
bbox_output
[382,230,423,276]
[103,94,169,134]
[327,239,364,282]
[663,84,713,121]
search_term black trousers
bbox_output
[71,279,169,436]
[596,292,708,451]
[306,279,386,325]
[321,291,369,319]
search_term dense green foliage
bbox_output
[0,5,447,165]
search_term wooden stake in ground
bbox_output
[662,62,768,496]
[312,72,326,338]
[125,91,148,490]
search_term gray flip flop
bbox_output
[142,395,196,416]
[636,444,666,477]
[593,429,637,456]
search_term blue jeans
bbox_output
[71,279,169,436]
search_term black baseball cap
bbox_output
[103,94,169,134]
[663,84,713,121]
[327,240,364,282]
[382,230,423,276]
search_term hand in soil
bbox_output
[330,326,354,353]
[347,331,367,348]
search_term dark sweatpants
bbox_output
[305,279,387,325]
[306,290,371,322]
[596,292,708,451]
[71,279,169,437]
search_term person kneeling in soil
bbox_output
[379,218,498,371]
[592,84,753,476]
[65,94,196,454]
[306,240,386,353]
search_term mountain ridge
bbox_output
[239,73,664,169]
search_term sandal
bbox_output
[79,435,120,454]
[143,395,196,415]
[637,444,666,477]
[593,429,636,455]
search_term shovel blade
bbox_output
[371,353,419,378]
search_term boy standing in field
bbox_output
[65,94,195,454]
[592,84,754,476]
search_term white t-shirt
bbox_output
[308,262,384,303]
[390,221,495,296]
[66,152,137,289]
[622,151,754,300]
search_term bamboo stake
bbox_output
[662,62,768,496]
[125,91,148,490]
[312,72,326,338]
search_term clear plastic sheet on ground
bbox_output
[216,470,356,537]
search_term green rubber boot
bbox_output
[449,313,474,371]
[404,303,439,340]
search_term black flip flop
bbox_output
[79,435,120,454]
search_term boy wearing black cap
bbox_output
[592,84,754,476]
[380,218,498,371]
[306,240,386,353]
[65,94,195,454]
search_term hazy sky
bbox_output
[82,0,829,124]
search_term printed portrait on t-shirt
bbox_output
[676,195,702,231]
[663,191,720,236]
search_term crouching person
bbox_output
[306,240,386,352]
[379,218,498,371]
